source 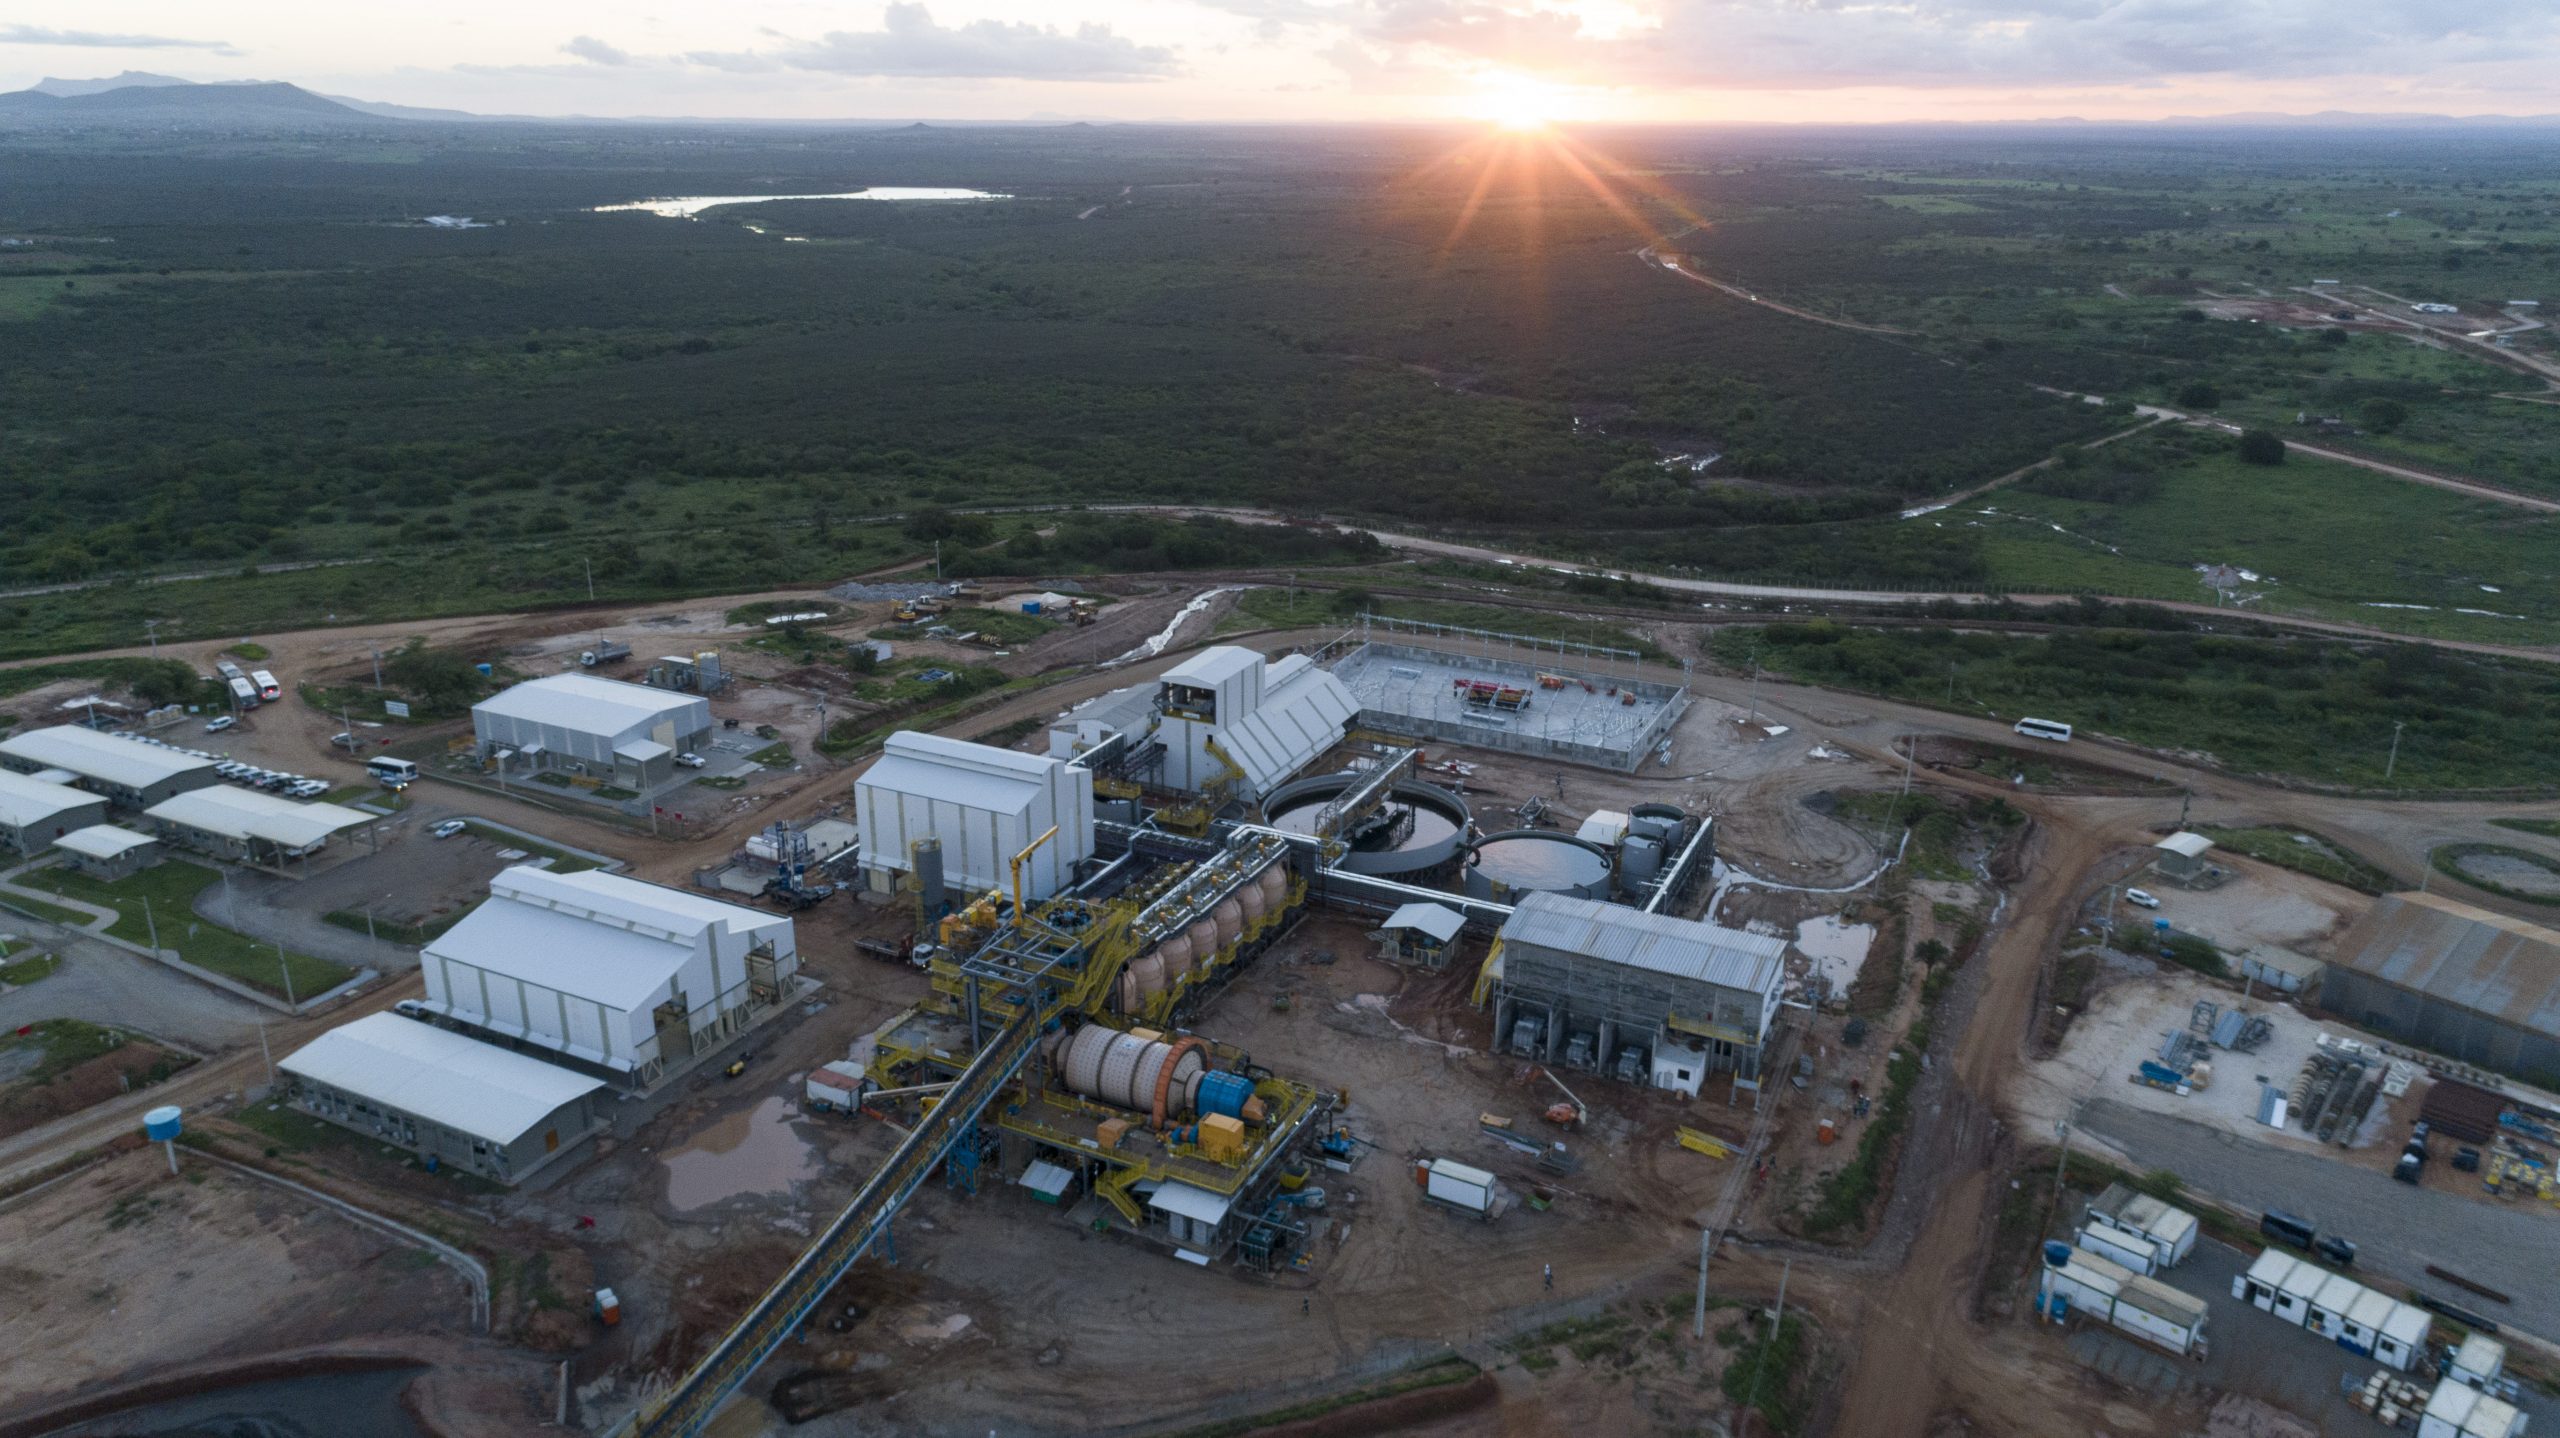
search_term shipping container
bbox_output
[2420,1379,2527,1438]
[1421,1158,1495,1217]
[2076,1224,2161,1275]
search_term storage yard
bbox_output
[8,580,2560,1438]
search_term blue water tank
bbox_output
[143,1105,183,1142]
[1196,1071,1254,1121]
[476,662,495,676]
[2042,1240,2074,1268]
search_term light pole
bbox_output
[143,618,163,658]
[140,896,159,953]
[2385,721,2406,782]
[277,940,297,1009]
[1692,1227,1713,1339]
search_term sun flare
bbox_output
[1463,74,1579,132]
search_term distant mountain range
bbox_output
[3,74,2557,132]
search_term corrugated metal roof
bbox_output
[2331,892,2560,1037]
[145,788,373,848]
[0,726,219,790]
[474,674,705,738]
[1218,659,1356,794]
[1148,1181,1233,1224]
[54,823,155,859]
[1382,902,1466,944]
[2154,831,2213,858]
[280,1012,601,1145]
[1163,647,1262,689]
[860,731,1070,817]
[0,767,99,827]
[493,866,789,947]
[428,894,693,1012]
[1500,891,1787,997]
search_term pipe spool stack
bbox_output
[1060,1026,1268,1129]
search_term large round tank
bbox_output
[1262,775,1473,879]
[1214,898,1243,949]
[1465,830,1613,902]
[1629,803,1685,844]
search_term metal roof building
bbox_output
[0,726,221,808]
[1484,891,1789,1083]
[143,787,373,867]
[0,767,110,856]
[471,673,713,794]
[2323,891,2560,1081]
[280,1012,605,1184]
[421,866,800,1087]
[855,731,1095,903]
[52,823,161,880]
[1154,648,1359,799]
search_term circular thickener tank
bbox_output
[1465,831,1613,902]
[1629,803,1685,844]
[1262,775,1473,879]
[1214,898,1244,949]
[1157,932,1195,980]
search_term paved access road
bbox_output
[2082,1098,2560,1341]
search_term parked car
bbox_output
[2124,888,2162,909]
[674,752,708,769]
[290,780,330,799]
[431,820,468,840]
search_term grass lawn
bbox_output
[0,1018,146,1081]
[2196,826,2395,894]
[0,891,101,928]
[0,949,60,986]
[2493,819,2560,840]
[2432,843,2560,907]
[1225,586,1666,658]
[322,785,408,811]
[322,900,478,947]
[458,824,604,873]
[746,741,793,767]
[18,861,349,1000]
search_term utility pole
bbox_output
[141,896,159,953]
[1945,660,1957,707]
[257,1018,274,1084]
[1745,635,1762,723]
[278,941,297,1009]
[584,557,596,602]
[2385,720,2406,782]
[1692,1227,1713,1338]
[370,647,384,691]
[143,618,163,658]
[1899,732,1917,804]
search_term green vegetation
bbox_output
[940,606,1056,645]
[939,513,1389,579]
[818,665,1022,755]
[1716,624,2560,791]
[0,1017,182,1085]
[2154,931,2229,979]
[0,948,57,986]
[2432,843,2560,907]
[226,642,269,662]
[1228,586,1667,658]
[0,657,218,706]
[2196,826,2396,893]
[457,824,605,874]
[322,902,476,947]
[2493,819,2560,840]
[1802,1045,1920,1238]
[0,891,100,928]
[1721,1312,1818,1438]
[746,741,793,767]
[17,861,349,999]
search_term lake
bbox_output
[593,188,1011,218]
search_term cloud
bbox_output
[560,35,632,67]
[1318,0,2560,91]
[698,4,1179,82]
[0,23,238,56]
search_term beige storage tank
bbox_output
[1157,932,1195,980]
[1188,918,1220,963]
[1259,863,1288,907]
[1214,898,1244,949]
[1238,880,1269,922]
[1114,971,1139,1014]
[1131,949,1167,1001]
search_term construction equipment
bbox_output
[1534,1067,1587,1128]
[1676,1127,1735,1159]
[580,641,632,667]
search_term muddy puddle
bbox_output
[662,1096,820,1211]
[1795,914,1877,996]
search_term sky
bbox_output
[6,2,2559,123]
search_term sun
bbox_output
[1462,73,1578,131]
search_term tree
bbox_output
[2358,398,2409,434]
[2176,382,2221,409]
[2236,429,2287,466]
[384,639,485,713]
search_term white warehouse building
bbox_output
[471,674,713,794]
[856,731,1095,904]
[420,866,800,1087]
